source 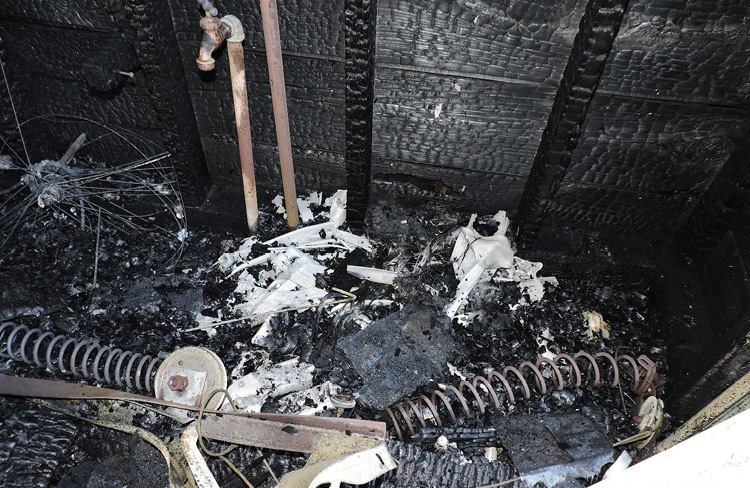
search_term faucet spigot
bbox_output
[196,13,229,71]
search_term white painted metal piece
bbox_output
[590,408,750,487]
[182,424,220,488]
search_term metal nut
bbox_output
[168,375,190,392]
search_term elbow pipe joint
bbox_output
[222,15,245,43]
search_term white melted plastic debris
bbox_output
[199,190,374,339]
[276,381,342,416]
[446,210,557,318]
[273,191,322,224]
[536,327,556,360]
[226,357,315,412]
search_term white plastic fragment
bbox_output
[346,265,398,285]
[583,311,611,340]
[602,451,632,480]
[276,434,397,488]
[226,357,315,412]
[209,190,374,336]
[434,435,454,452]
[272,194,285,214]
[445,210,556,317]
[276,381,343,416]
[485,447,498,462]
[536,327,556,360]
[447,362,468,381]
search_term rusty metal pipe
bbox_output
[197,13,259,232]
[259,0,299,229]
[227,40,259,231]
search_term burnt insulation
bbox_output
[516,0,628,247]
[344,0,377,227]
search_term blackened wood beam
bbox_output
[123,0,210,206]
[516,0,629,247]
[344,0,377,227]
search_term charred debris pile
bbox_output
[0,185,668,488]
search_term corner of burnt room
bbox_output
[2,1,750,487]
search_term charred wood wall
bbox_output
[1,0,749,247]
[528,0,750,248]
[371,0,588,213]
[0,0,210,205]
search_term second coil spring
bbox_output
[0,322,161,393]
[384,350,661,441]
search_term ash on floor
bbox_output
[0,195,668,488]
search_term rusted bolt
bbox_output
[168,375,189,392]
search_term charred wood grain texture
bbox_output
[201,135,346,194]
[372,0,587,212]
[546,182,694,235]
[564,94,746,194]
[0,0,114,31]
[516,0,628,247]
[372,157,526,214]
[123,0,210,205]
[373,69,552,176]
[599,0,750,108]
[376,0,585,85]
[345,0,377,225]
[0,22,111,81]
[0,402,79,488]
[168,0,345,57]
[675,132,750,259]
[0,21,166,161]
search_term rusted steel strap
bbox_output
[0,374,387,448]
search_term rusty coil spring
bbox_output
[0,322,161,393]
[384,350,660,441]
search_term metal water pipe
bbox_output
[259,0,300,229]
[196,7,259,232]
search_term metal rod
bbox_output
[259,0,299,229]
[227,41,259,232]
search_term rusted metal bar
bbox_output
[227,39,259,232]
[0,373,387,441]
[259,0,300,229]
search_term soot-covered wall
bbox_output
[1,0,749,250]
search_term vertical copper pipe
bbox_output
[227,41,259,232]
[259,0,299,229]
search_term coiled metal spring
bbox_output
[385,350,661,441]
[0,322,161,393]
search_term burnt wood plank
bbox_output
[564,93,747,194]
[373,68,553,176]
[598,0,750,108]
[345,0,378,225]
[515,0,629,246]
[376,0,587,85]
